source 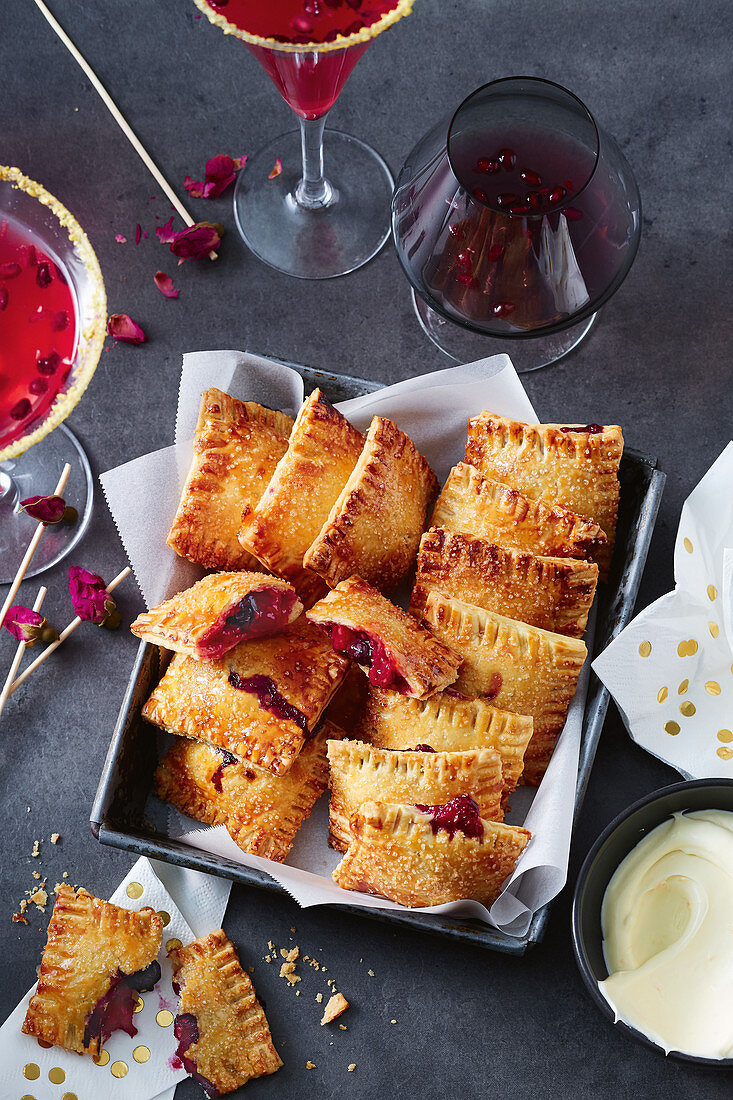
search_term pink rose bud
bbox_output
[3,606,46,646]
[19,494,67,525]
[68,566,118,626]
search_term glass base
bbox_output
[0,423,93,585]
[233,129,394,279]
[411,289,598,372]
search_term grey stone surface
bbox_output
[1,0,731,1097]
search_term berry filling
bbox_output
[559,423,604,434]
[415,795,484,839]
[197,587,297,659]
[173,1013,219,1098]
[228,671,309,734]
[83,960,161,1048]
[413,744,435,752]
[322,622,410,692]
[210,749,238,792]
[485,672,503,702]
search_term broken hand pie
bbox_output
[131,571,302,660]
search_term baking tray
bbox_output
[91,362,666,955]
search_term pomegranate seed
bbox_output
[456,250,474,269]
[456,272,477,288]
[0,288,7,310]
[0,262,21,278]
[520,169,542,185]
[36,351,61,375]
[472,187,489,203]
[549,187,566,204]
[497,192,520,207]
[36,262,53,288]
[564,179,574,191]
[487,244,504,261]
[498,148,516,170]
[323,0,343,6]
[448,224,464,240]
[476,157,500,174]
[290,14,313,32]
[526,191,541,209]
[29,378,48,395]
[323,28,340,40]
[10,398,32,420]
[509,203,532,215]
[492,302,515,318]
[564,207,583,220]
[53,310,70,331]
[303,0,321,13]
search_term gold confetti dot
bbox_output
[707,584,717,601]
[126,882,143,899]
[705,681,721,695]
[680,701,696,717]
[683,537,693,553]
[665,721,681,735]
[717,747,733,761]
[156,1009,174,1027]
[677,639,698,657]
[678,679,689,695]
[62,1094,79,1100]
[48,1068,66,1084]
[93,1050,110,1067]
[23,1064,40,1080]
[709,621,720,638]
[657,686,668,703]
[157,910,171,927]
[638,640,652,658]
[718,730,733,743]
[37,1040,53,1049]
[110,1060,128,1079]
[133,1045,151,1063]
[166,937,182,952]
[133,995,144,1013]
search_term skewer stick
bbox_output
[7,566,131,698]
[0,463,71,631]
[0,586,47,720]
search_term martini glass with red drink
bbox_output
[194,0,414,279]
[0,166,106,582]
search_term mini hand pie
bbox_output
[421,590,587,785]
[431,462,607,561]
[410,527,598,638]
[465,413,623,577]
[332,799,531,908]
[131,572,302,660]
[304,415,438,592]
[327,738,504,852]
[307,576,462,698]
[142,616,349,775]
[169,930,281,1094]
[22,886,163,1055]
[238,388,363,606]
[354,686,533,796]
[167,388,293,571]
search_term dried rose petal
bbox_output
[20,494,67,525]
[68,567,117,626]
[184,153,247,199]
[115,234,127,243]
[268,157,283,180]
[156,217,176,244]
[107,314,147,344]
[3,606,46,646]
[154,271,180,299]
[135,223,142,244]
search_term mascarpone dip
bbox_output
[599,809,733,1059]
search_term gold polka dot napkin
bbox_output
[593,442,733,778]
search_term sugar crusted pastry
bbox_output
[421,591,587,785]
[327,738,504,852]
[307,576,462,698]
[332,799,531,907]
[167,388,292,571]
[131,572,302,660]
[410,527,598,638]
[431,462,607,561]
[355,687,533,796]
[238,388,363,607]
[22,885,162,1055]
[464,413,623,577]
[142,616,349,775]
[304,415,439,592]
[169,930,281,1094]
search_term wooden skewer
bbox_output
[7,566,131,698]
[0,463,71,631]
[0,586,47,720]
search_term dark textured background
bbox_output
[1,0,732,1096]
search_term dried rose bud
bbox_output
[19,494,67,525]
[107,314,147,344]
[3,606,48,646]
[63,505,78,524]
[156,218,223,262]
[68,566,118,626]
[183,153,246,199]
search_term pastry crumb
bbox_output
[306,1061,316,1070]
[62,871,68,878]
[295,990,300,996]
[316,993,323,1003]
[11,911,28,924]
[32,871,40,880]
[50,833,60,844]
[31,840,40,857]
[348,1063,356,1072]
[339,1024,347,1031]
[28,887,47,911]
[291,926,296,933]
[367,969,374,977]
[267,940,274,950]
[280,961,296,978]
[390,1019,397,1024]
[321,992,349,1026]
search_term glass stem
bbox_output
[295,115,333,209]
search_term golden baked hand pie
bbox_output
[354,687,533,796]
[22,885,163,1055]
[169,930,281,1094]
[155,722,342,862]
[431,462,607,561]
[410,528,598,638]
[332,799,531,907]
[326,738,504,852]
[130,572,302,660]
[307,576,461,698]
[465,413,623,577]
[167,388,293,571]
[421,591,587,785]
[322,661,370,734]
[238,388,363,606]
[304,415,439,592]
[142,616,349,775]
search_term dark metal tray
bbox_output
[91,362,666,955]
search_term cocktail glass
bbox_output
[0,166,106,583]
[193,0,414,279]
[392,77,641,371]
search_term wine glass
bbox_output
[0,166,106,583]
[392,77,641,371]
[193,0,414,279]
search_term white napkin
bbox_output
[593,442,733,779]
[0,857,230,1100]
[100,350,595,938]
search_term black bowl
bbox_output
[571,778,733,1068]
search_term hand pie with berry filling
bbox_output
[304,416,438,592]
[169,930,281,1096]
[326,738,504,852]
[142,616,349,776]
[307,576,461,698]
[354,687,533,797]
[431,462,606,561]
[410,528,598,638]
[332,799,531,908]
[130,572,302,660]
[322,662,370,734]
[167,388,293,572]
[421,591,587,786]
[464,413,623,577]
[22,886,162,1056]
[238,388,363,607]
[155,721,343,862]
